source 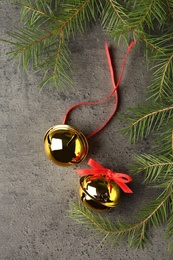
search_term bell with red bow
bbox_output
[76,159,133,212]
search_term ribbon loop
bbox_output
[63,41,136,139]
[75,158,133,193]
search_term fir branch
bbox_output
[101,0,166,52]
[4,0,173,91]
[101,0,130,43]
[3,0,97,89]
[69,188,172,249]
[133,154,173,185]
[123,102,173,143]
[101,0,172,101]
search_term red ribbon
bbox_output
[63,41,136,138]
[75,158,133,193]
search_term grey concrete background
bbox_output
[1,2,173,260]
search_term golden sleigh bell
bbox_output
[79,175,121,212]
[44,124,88,166]
[76,158,133,212]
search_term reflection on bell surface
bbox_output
[79,175,120,212]
[44,125,88,166]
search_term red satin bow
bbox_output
[75,158,133,193]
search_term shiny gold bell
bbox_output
[44,125,89,166]
[79,175,120,212]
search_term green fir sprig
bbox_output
[123,99,173,143]
[2,0,99,89]
[2,0,173,94]
[69,184,173,249]
[133,154,173,187]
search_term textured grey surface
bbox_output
[1,2,173,260]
